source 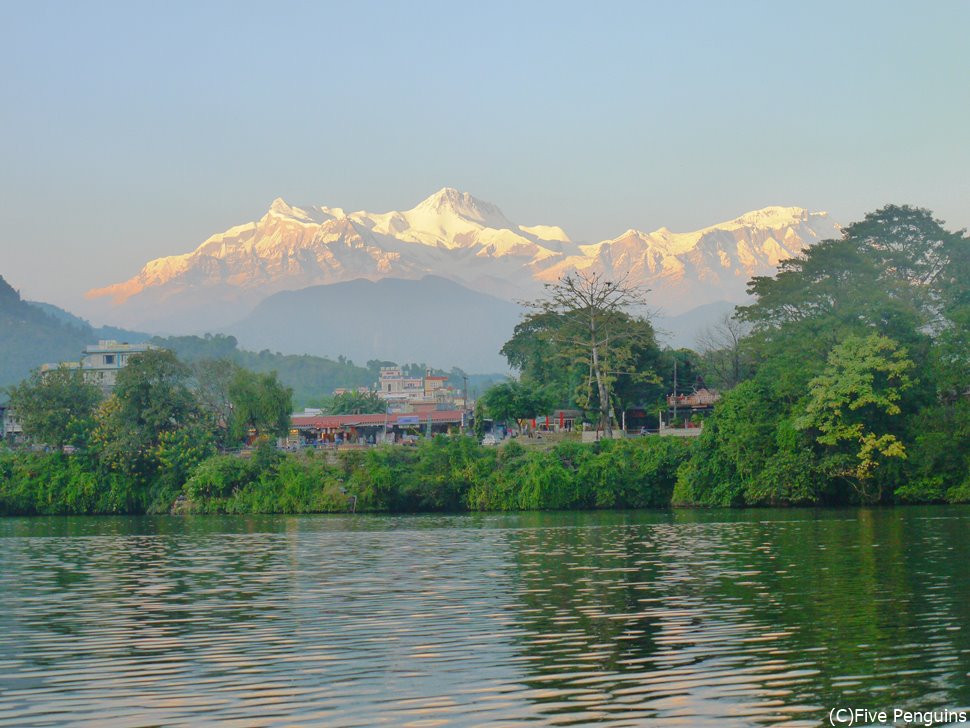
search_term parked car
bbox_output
[481,434,500,446]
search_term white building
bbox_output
[0,404,23,442]
[42,340,157,390]
[377,367,407,404]
[376,367,462,410]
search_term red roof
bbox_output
[292,410,464,429]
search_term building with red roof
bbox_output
[290,409,465,445]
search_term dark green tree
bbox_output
[679,204,969,506]
[228,369,293,443]
[327,390,386,415]
[190,358,238,448]
[504,272,660,434]
[480,381,556,424]
[480,382,517,423]
[501,311,567,387]
[6,366,102,449]
[95,349,201,476]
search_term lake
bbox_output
[1,508,969,726]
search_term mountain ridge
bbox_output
[225,275,522,372]
[81,189,840,332]
[0,275,149,392]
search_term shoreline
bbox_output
[2,435,966,517]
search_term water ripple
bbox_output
[1,508,970,725]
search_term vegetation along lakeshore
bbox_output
[1,205,968,516]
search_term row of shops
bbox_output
[289,410,467,446]
[287,408,586,448]
[287,399,717,447]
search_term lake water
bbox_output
[1,508,969,727]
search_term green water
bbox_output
[1,507,969,726]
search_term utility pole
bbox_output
[673,358,678,423]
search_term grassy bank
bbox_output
[3,427,968,517]
[0,436,691,516]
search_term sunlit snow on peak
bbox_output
[83,189,841,329]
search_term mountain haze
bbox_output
[653,301,740,350]
[82,189,840,336]
[0,275,148,391]
[226,276,521,372]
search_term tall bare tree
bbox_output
[696,314,751,389]
[525,271,649,436]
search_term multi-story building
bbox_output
[0,404,23,443]
[376,367,463,411]
[8,341,157,445]
[424,374,449,399]
[42,340,157,390]
[378,367,405,399]
[402,377,424,398]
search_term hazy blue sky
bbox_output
[2,0,968,309]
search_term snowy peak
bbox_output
[267,197,333,225]
[410,187,512,229]
[269,197,293,215]
[82,190,841,331]
[268,196,310,221]
[534,205,840,312]
[361,187,538,253]
[608,206,835,256]
[730,205,813,228]
[519,224,571,244]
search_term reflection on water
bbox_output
[1,508,969,726]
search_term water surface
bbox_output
[2,508,969,726]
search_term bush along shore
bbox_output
[2,427,969,517]
[0,436,692,516]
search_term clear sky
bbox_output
[1,0,968,309]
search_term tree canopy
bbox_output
[326,390,386,415]
[94,349,203,477]
[6,366,102,449]
[479,380,556,423]
[677,204,969,506]
[228,369,293,443]
[503,271,661,433]
[796,334,915,499]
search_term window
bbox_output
[104,355,115,365]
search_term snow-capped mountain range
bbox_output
[83,188,840,334]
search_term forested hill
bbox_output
[27,300,147,344]
[0,275,150,395]
[0,274,502,407]
[0,275,364,404]
[151,334,507,408]
[151,333,374,407]
[0,276,101,395]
